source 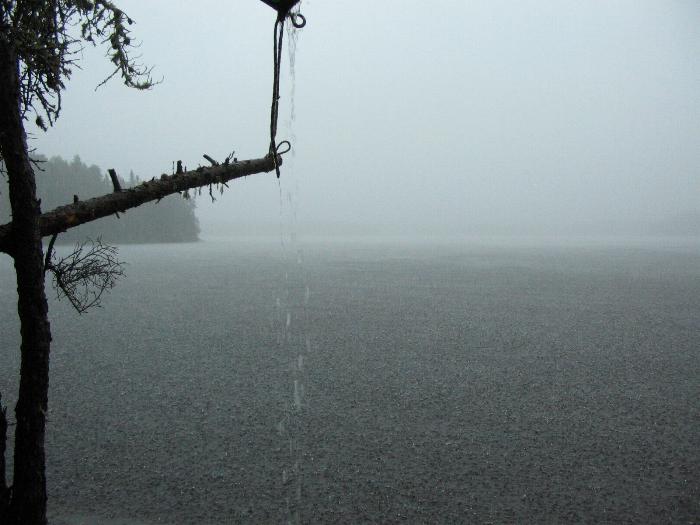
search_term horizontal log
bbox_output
[0,154,279,255]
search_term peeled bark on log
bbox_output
[0,155,280,255]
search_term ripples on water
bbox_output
[0,238,698,523]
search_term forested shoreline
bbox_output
[1,155,200,244]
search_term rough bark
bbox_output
[0,36,52,525]
[0,397,8,520]
[0,155,279,255]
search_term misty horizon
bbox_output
[20,0,698,242]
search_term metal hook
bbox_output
[290,12,306,28]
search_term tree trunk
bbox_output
[0,37,52,525]
[0,396,8,521]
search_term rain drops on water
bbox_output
[293,380,302,410]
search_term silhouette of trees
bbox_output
[1,155,201,244]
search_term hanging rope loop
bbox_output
[267,4,305,178]
[269,14,285,177]
[290,12,306,28]
[275,140,292,156]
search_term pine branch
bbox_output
[0,153,280,254]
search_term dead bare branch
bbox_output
[0,153,280,254]
[45,237,125,314]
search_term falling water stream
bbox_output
[275,5,307,522]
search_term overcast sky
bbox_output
[29,0,700,237]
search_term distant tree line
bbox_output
[1,155,200,243]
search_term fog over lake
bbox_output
[1,1,699,523]
[27,0,700,238]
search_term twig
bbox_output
[203,154,219,166]
[43,233,58,273]
[107,169,122,192]
[46,237,125,314]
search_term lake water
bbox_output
[1,237,699,523]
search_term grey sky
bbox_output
[30,0,700,236]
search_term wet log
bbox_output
[0,154,280,254]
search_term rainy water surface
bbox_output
[0,238,698,523]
